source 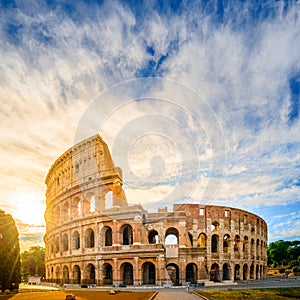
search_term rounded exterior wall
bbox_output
[44,135,268,286]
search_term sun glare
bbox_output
[14,192,45,225]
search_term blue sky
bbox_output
[0,0,299,250]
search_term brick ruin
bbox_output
[44,134,267,286]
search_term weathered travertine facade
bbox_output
[44,134,268,286]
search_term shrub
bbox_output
[289,260,299,268]
[292,266,300,273]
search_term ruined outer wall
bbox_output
[44,135,268,286]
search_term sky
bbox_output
[0,0,300,251]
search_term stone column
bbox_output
[157,255,165,285]
[180,259,186,286]
[133,221,141,245]
[179,221,187,246]
[79,224,84,253]
[113,258,119,286]
[94,222,99,250]
[133,257,141,285]
[112,220,120,246]
[68,228,72,256]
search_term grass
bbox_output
[195,288,300,300]
[0,290,154,300]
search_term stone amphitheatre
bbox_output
[44,134,267,286]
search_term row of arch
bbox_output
[47,261,266,285]
[211,234,267,259]
[48,192,113,222]
[49,226,182,255]
[48,262,155,285]
[209,262,266,282]
[50,224,266,259]
[210,217,267,239]
[48,225,266,259]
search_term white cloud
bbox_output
[0,1,299,247]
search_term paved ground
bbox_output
[155,290,201,300]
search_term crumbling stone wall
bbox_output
[44,135,267,286]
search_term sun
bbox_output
[14,192,45,225]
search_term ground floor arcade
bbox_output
[46,258,267,286]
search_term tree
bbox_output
[21,246,45,280]
[0,209,21,292]
[268,240,289,267]
[287,243,300,261]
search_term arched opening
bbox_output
[234,264,240,281]
[62,234,69,252]
[85,228,95,248]
[250,263,254,279]
[55,206,60,222]
[211,221,220,232]
[102,263,113,285]
[256,264,259,280]
[72,197,81,217]
[243,264,248,280]
[62,202,70,219]
[223,234,231,253]
[86,263,96,284]
[256,239,260,259]
[122,224,133,245]
[121,263,133,285]
[63,266,69,284]
[148,230,159,244]
[73,265,81,284]
[188,232,193,246]
[260,265,263,279]
[90,195,96,212]
[166,263,180,286]
[165,227,179,245]
[243,236,249,254]
[104,226,112,246]
[250,239,255,254]
[222,263,230,280]
[55,266,60,282]
[72,231,80,250]
[211,234,219,253]
[105,191,113,209]
[186,263,198,284]
[250,238,255,258]
[55,237,59,253]
[142,262,156,285]
[234,235,240,252]
[197,233,206,247]
[210,263,220,282]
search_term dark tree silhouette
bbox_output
[0,209,21,292]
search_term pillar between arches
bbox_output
[134,257,141,285]
[112,258,120,286]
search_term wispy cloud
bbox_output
[0,0,299,248]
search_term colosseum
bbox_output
[44,134,268,286]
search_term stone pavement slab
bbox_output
[155,290,202,300]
